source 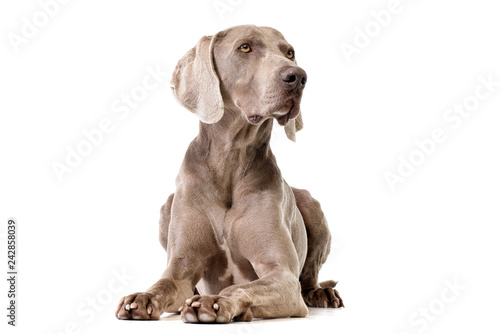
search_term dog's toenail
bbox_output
[130,302,138,309]
[125,304,130,311]
[191,301,201,308]
[186,298,192,305]
[178,306,184,312]
[213,303,219,311]
[147,305,153,314]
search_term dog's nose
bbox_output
[279,66,307,90]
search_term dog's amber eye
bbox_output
[286,50,294,59]
[239,44,251,53]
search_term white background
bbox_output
[1,0,500,333]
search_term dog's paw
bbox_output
[180,295,251,324]
[303,281,344,308]
[116,292,163,320]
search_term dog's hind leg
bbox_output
[158,193,174,251]
[292,187,344,308]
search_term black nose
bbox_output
[279,66,307,90]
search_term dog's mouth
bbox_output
[247,99,301,125]
[275,100,299,126]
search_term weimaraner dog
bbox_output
[116,24,343,323]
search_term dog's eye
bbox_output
[239,44,252,53]
[286,50,294,59]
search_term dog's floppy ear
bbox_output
[170,34,224,124]
[284,112,304,142]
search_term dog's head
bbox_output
[170,25,306,141]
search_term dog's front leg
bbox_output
[116,274,195,320]
[180,193,309,323]
[116,194,217,320]
[181,268,308,323]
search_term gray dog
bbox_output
[116,25,343,324]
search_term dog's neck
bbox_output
[196,107,277,193]
[199,107,273,159]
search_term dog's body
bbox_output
[116,25,342,323]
